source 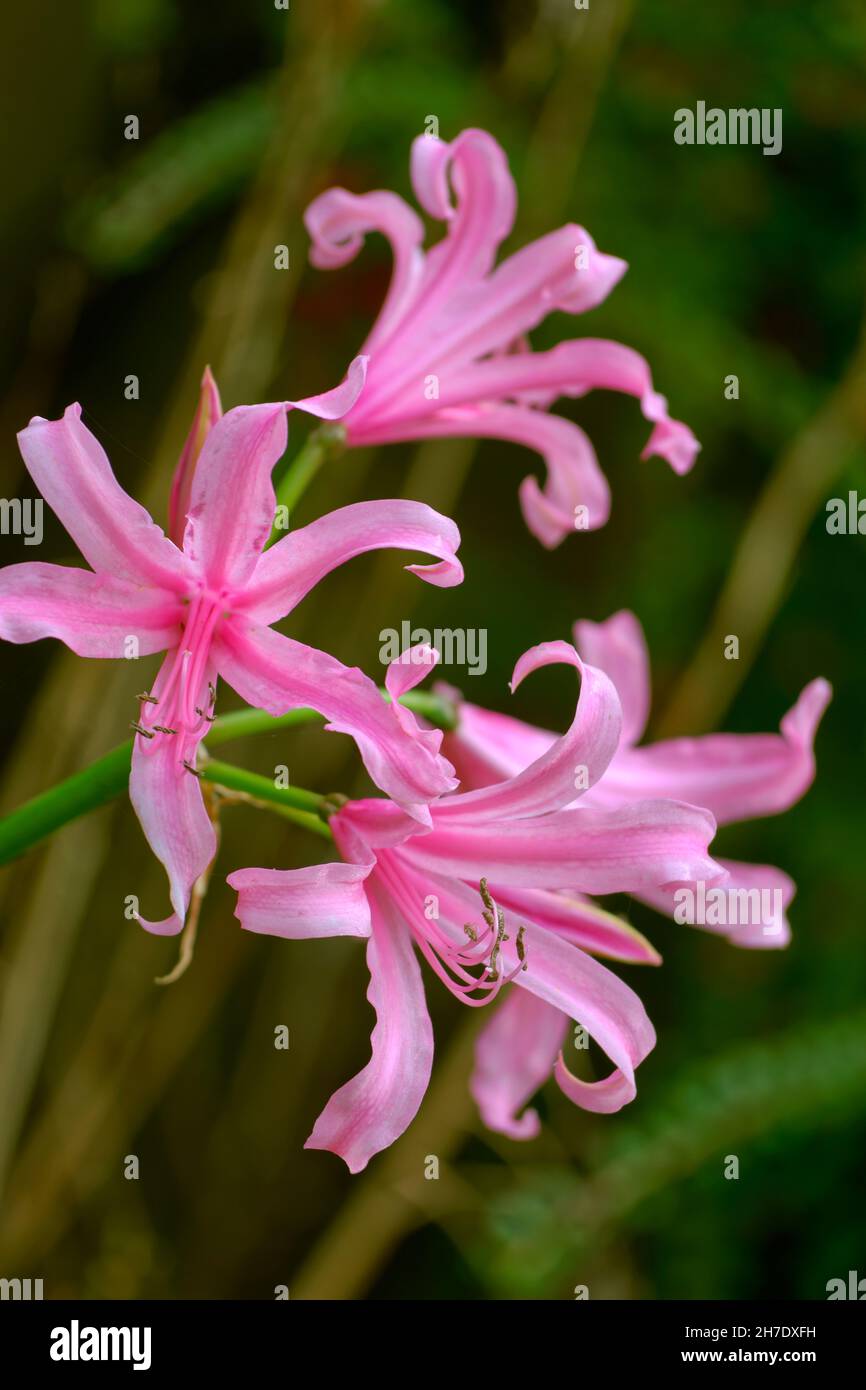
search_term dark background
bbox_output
[0,0,864,1299]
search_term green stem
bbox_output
[200,758,325,815]
[268,423,346,544]
[0,689,457,865]
[201,687,457,748]
[200,759,334,840]
[0,743,133,867]
[202,705,322,748]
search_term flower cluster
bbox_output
[0,128,828,1172]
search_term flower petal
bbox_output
[404,798,720,895]
[437,642,621,822]
[229,861,372,939]
[332,797,424,862]
[573,610,651,747]
[355,225,625,408]
[509,920,655,1116]
[128,655,217,936]
[351,405,611,549]
[184,363,368,594]
[305,877,434,1173]
[241,499,462,626]
[409,128,516,288]
[352,141,517,417]
[492,884,662,965]
[518,338,697,473]
[184,402,288,591]
[0,563,181,657]
[16,404,186,590]
[442,693,557,788]
[292,353,369,420]
[383,644,450,771]
[434,873,655,1113]
[423,225,626,371]
[471,989,568,1140]
[593,678,832,825]
[168,365,223,548]
[415,339,700,477]
[385,641,441,702]
[639,858,794,950]
[214,619,457,817]
[553,1055,641,1114]
[304,188,425,353]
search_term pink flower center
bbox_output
[380,856,527,1007]
[133,591,225,773]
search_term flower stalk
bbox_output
[0,689,457,865]
[268,422,347,542]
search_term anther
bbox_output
[130,721,155,739]
[516,925,528,969]
[152,725,177,735]
[137,691,158,705]
[487,910,506,979]
[479,877,496,930]
[195,707,216,722]
[182,760,203,778]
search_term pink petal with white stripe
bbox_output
[241,499,462,626]
[305,879,434,1173]
[437,642,621,822]
[0,563,181,657]
[17,405,186,590]
[573,610,651,747]
[229,862,372,939]
[214,620,456,817]
[471,989,568,1140]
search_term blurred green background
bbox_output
[1,0,864,1300]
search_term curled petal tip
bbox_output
[289,355,369,421]
[641,415,701,475]
[589,250,629,304]
[131,909,185,938]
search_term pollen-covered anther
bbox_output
[130,721,155,739]
[515,924,528,970]
[182,759,203,778]
[413,875,528,1008]
[152,724,177,735]
[137,691,158,704]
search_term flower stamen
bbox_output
[410,872,528,1007]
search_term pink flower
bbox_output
[443,610,832,950]
[229,643,722,1171]
[431,615,829,1140]
[304,127,699,548]
[0,364,465,935]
